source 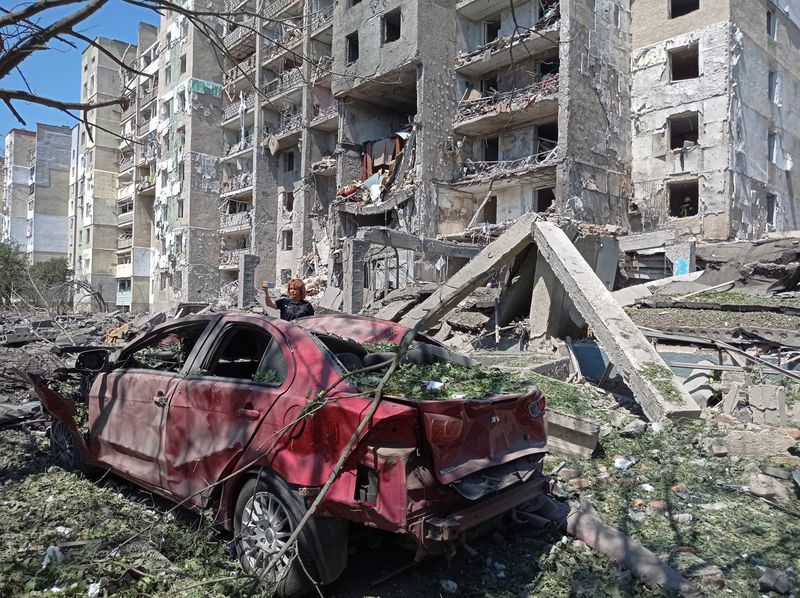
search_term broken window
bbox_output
[480,76,498,97]
[118,278,131,292]
[768,131,778,163]
[177,199,184,218]
[160,271,169,290]
[669,0,699,18]
[766,193,777,225]
[669,44,699,81]
[540,58,559,79]
[204,325,288,383]
[346,32,359,64]
[535,187,555,212]
[281,229,293,250]
[383,8,401,44]
[180,54,187,74]
[284,151,295,172]
[767,9,777,39]
[165,65,172,85]
[768,70,779,103]
[537,122,558,153]
[284,191,294,212]
[484,196,497,224]
[122,321,208,372]
[483,137,499,162]
[484,19,500,44]
[668,112,699,149]
[668,179,699,218]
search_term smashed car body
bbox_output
[29,313,549,596]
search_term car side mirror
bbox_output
[76,349,111,372]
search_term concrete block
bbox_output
[374,299,417,322]
[532,221,701,422]
[546,410,601,459]
[748,385,787,427]
[399,212,538,330]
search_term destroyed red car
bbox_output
[30,313,548,597]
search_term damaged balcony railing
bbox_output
[312,55,333,81]
[224,135,254,156]
[262,26,303,61]
[310,156,336,174]
[221,173,253,194]
[223,53,257,86]
[456,75,559,122]
[220,247,250,266]
[310,4,334,30]
[139,87,158,106]
[223,17,255,49]
[220,208,253,231]
[117,234,133,249]
[121,95,136,120]
[137,174,156,192]
[263,67,303,97]
[312,102,338,123]
[262,0,297,18]
[458,147,558,183]
[119,152,134,171]
[276,113,302,137]
[119,182,134,198]
[456,14,560,69]
[223,93,255,120]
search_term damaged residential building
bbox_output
[325,0,632,311]
[116,14,224,312]
[631,0,800,240]
[2,125,71,264]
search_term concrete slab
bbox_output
[532,221,701,422]
[399,211,538,330]
[374,299,418,322]
[547,410,601,458]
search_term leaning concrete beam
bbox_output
[356,227,481,259]
[533,221,700,421]
[399,212,538,330]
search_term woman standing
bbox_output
[261,278,314,321]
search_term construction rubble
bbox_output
[1,218,799,596]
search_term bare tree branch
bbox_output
[0,0,87,30]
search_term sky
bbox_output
[0,1,159,143]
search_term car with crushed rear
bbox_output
[30,313,549,597]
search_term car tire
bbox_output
[49,418,86,472]
[234,475,319,598]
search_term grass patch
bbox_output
[641,363,684,404]
[679,291,800,309]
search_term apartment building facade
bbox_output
[2,125,71,264]
[631,0,800,240]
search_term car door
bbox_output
[161,319,295,506]
[89,319,214,490]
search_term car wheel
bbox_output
[234,476,317,598]
[49,419,86,471]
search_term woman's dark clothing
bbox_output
[275,298,314,321]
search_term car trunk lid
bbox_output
[388,387,547,485]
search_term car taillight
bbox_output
[528,395,546,418]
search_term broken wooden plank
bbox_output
[532,221,701,421]
[399,211,537,330]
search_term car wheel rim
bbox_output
[240,491,295,581]
[50,423,74,468]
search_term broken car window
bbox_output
[205,325,288,384]
[121,322,209,372]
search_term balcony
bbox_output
[310,102,338,131]
[262,27,304,62]
[137,174,156,193]
[454,75,559,136]
[310,4,333,32]
[223,53,257,86]
[262,0,301,19]
[118,235,133,249]
[121,96,136,121]
[119,152,134,172]
[116,289,132,306]
[139,87,158,106]
[116,262,133,278]
[137,118,154,136]
[223,135,255,159]
[119,182,134,198]
[263,68,303,99]
[220,209,253,231]
[455,22,560,78]
[219,248,250,269]
[276,113,302,138]
[221,173,254,195]
[224,17,256,61]
[139,143,158,163]
[454,147,558,191]
[222,93,255,121]
[310,156,336,176]
[312,56,333,82]
[118,210,134,225]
